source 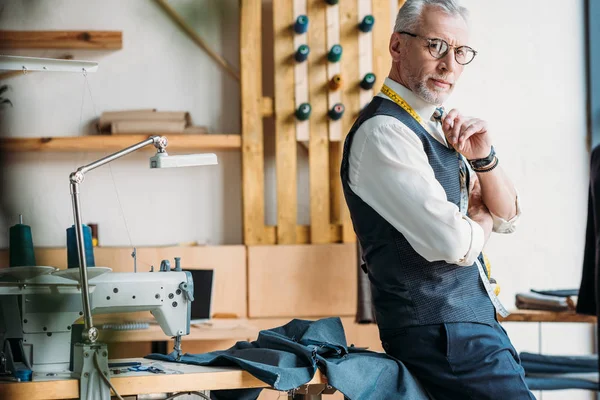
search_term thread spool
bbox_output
[329,74,342,91]
[295,44,310,62]
[327,44,343,63]
[294,15,309,34]
[328,103,345,120]
[295,103,312,121]
[360,73,376,90]
[67,224,96,269]
[9,215,36,267]
[359,15,375,32]
[325,0,339,4]
[88,223,99,247]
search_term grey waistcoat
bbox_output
[340,96,496,332]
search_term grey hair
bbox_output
[393,0,469,33]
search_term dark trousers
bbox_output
[381,321,536,400]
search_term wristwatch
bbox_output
[468,146,495,170]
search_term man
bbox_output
[340,0,534,398]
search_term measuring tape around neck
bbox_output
[381,84,424,126]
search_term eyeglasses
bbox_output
[399,31,477,65]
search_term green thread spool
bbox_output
[325,0,339,5]
[67,224,96,269]
[295,44,310,62]
[295,103,312,121]
[359,15,375,32]
[294,15,309,34]
[360,72,376,90]
[328,103,345,120]
[9,215,36,267]
[328,44,343,63]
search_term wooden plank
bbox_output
[294,0,310,142]
[499,310,597,323]
[326,3,342,141]
[358,0,374,109]
[329,141,342,226]
[0,364,328,399]
[0,134,241,153]
[307,0,331,244]
[241,0,270,245]
[0,30,122,49]
[0,246,248,318]
[261,96,274,117]
[339,0,360,243]
[247,244,357,318]
[274,0,298,244]
[372,0,391,94]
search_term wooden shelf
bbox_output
[499,310,597,323]
[0,30,122,50]
[0,134,241,152]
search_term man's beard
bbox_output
[410,73,453,105]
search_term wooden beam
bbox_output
[307,0,331,244]
[241,0,270,245]
[0,134,241,153]
[261,96,274,117]
[274,0,298,244]
[154,0,240,82]
[0,30,122,49]
[339,0,360,243]
[372,0,391,94]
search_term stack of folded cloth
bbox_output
[521,352,599,391]
[515,289,578,312]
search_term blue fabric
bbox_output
[520,353,598,373]
[340,96,496,330]
[146,317,430,400]
[381,320,536,400]
[525,377,598,391]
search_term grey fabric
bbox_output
[146,317,431,400]
[340,96,496,331]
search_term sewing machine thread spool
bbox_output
[66,224,96,268]
[325,0,339,5]
[9,215,36,267]
[295,44,310,62]
[327,44,343,63]
[359,15,375,32]
[329,74,342,91]
[360,72,376,90]
[328,103,345,120]
[295,103,312,121]
[294,15,309,34]
[88,223,99,247]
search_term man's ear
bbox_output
[389,32,403,62]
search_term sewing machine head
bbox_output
[0,266,193,374]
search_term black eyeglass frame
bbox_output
[398,31,478,65]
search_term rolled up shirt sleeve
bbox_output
[347,116,484,267]
[490,191,522,234]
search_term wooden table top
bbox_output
[498,309,597,323]
[0,358,327,400]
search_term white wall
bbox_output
[0,1,594,398]
[0,0,242,247]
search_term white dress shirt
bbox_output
[348,78,521,267]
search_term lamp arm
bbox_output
[68,135,167,343]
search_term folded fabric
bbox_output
[527,372,598,383]
[530,289,579,298]
[515,302,570,312]
[146,317,431,400]
[520,353,598,373]
[525,376,598,391]
[515,292,573,311]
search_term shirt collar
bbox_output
[379,77,439,122]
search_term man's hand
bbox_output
[442,109,492,160]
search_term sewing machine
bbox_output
[0,264,193,395]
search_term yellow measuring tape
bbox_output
[381,84,424,126]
